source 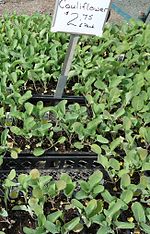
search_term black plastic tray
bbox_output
[1,151,110,180]
[2,151,96,169]
[29,94,86,105]
[1,151,98,170]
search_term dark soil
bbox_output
[0,210,36,234]
[23,78,77,96]
[0,189,133,234]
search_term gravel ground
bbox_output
[113,0,150,22]
[0,0,55,15]
[0,0,149,23]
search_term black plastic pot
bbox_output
[29,94,86,105]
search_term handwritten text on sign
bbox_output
[51,0,111,36]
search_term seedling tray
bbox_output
[1,151,107,171]
[1,151,110,181]
[2,151,97,170]
[29,94,86,105]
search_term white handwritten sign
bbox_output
[51,0,112,36]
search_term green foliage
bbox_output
[0,15,150,233]
[1,168,150,233]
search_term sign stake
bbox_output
[54,34,79,98]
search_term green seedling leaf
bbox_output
[73,142,84,150]
[44,221,59,234]
[121,174,131,188]
[132,96,144,111]
[79,180,90,193]
[107,200,123,219]
[18,173,29,187]
[72,122,84,140]
[64,183,76,197]
[23,227,45,234]
[91,213,105,225]
[114,107,125,119]
[97,135,109,144]
[30,169,40,179]
[71,199,84,210]
[25,102,34,115]
[72,223,83,233]
[98,155,109,169]
[39,176,52,186]
[89,171,103,189]
[11,126,21,135]
[31,204,43,216]
[121,190,133,204]
[125,91,133,105]
[57,136,66,144]
[110,137,122,151]
[23,34,28,45]
[10,150,18,159]
[140,175,149,188]
[40,28,47,38]
[114,221,135,229]
[38,214,46,228]
[48,183,57,198]
[24,117,36,130]
[56,180,66,191]
[101,190,114,203]
[91,144,101,155]
[32,187,43,199]
[139,127,150,143]
[18,91,32,104]
[90,200,103,217]
[93,103,105,114]
[23,227,36,234]
[0,156,3,166]
[86,94,94,104]
[7,169,16,180]
[87,117,102,131]
[10,148,21,159]
[143,113,150,124]
[33,148,45,157]
[85,199,97,217]
[123,116,132,131]
[97,226,111,234]
[28,198,43,216]
[93,185,104,195]
[109,158,120,171]
[131,202,146,223]
[36,101,44,111]
[94,80,107,90]
[4,179,17,187]
[137,147,148,160]
[1,129,9,145]
[60,173,72,184]
[141,222,150,234]
[142,163,150,171]
[47,210,62,223]
[57,100,67,115]
[63,217,80,232]
[0,107,4,118]
[75,190,87,200]
[9,187,19,199]
[0,208,8,217]
[118,169,130,178]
